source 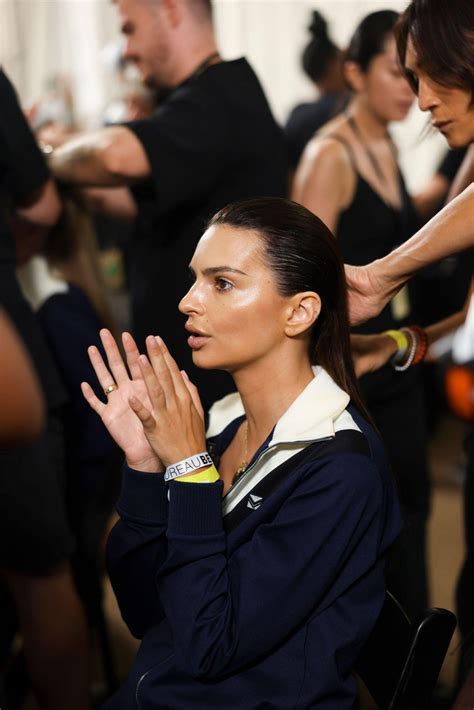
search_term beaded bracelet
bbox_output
[410,325,429,366]
[392,326,429,371]
[393,327,418,371]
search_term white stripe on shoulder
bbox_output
[333,408,361,434]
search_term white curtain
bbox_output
[0,0,24,87]
[1,0,116,128]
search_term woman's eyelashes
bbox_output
[186,271,234,292]
[215,276,234,292]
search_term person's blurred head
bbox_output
[344,10,414,123]
[395,0,474,148]
[301,11,345,94]
[179,197,370,419]
[116,0,214,91]
[41,189,115,331]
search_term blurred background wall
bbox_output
[0,0,448,191]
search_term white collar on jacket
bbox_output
[207,366,353,444]
[16,256,68,312]
[207,367,361,516]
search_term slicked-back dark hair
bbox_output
[395,0,474,97]
[208,197,372,422]
[346,10,399,73]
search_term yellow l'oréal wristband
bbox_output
[175,464,220,484]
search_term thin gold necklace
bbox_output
[347,114,395,185]
[233,420,249,482]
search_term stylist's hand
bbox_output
[129,335,206,467]
[345,263,393,326]
[81,329,162,473]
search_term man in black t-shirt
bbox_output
[50,0,288,408]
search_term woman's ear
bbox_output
[284,292,321,337]
[344,61,366,93]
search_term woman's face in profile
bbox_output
[405,39,474,149]
[357,36,415,123]
[178,225,291,373]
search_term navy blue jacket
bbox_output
[103,369,401,709]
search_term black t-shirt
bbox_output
[437,147,467,182]
[0,69,65,409]
[125,58,288,408]
[284,92,348,169]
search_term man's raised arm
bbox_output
[49,125,151,186]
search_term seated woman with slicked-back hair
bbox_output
[82,197,401,709]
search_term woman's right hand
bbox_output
[81,329,162,473]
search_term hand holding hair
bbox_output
[345,262,397,326]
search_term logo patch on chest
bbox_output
[247,494,263,510]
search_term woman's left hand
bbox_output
[129,335,206,467]
[351,333,398,377]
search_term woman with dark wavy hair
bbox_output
[346,0,474,320]
[396,0,474,150]
[346,2,474,703]
[82,197,400,709]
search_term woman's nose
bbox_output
[179,283,201,315]
[417,77,439,113]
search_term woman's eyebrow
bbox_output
[202,266,249,277]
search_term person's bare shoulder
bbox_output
[293,129,356,223]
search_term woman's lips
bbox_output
[433,120,452,133]
[187,334,210,349]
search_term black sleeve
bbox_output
[284,106,308,169]
[0,69,49,200]
[125,85,230,216]
[437,148,468,183]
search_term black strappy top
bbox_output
[331,134,421,396]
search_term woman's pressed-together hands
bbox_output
[81,330,206,473]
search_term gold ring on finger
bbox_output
[104,384,118,397]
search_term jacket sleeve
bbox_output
[106,465,169,639]
[157,453,387,679]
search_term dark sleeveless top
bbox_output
[331,135,421,399]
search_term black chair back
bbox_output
[355,591,456,709]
